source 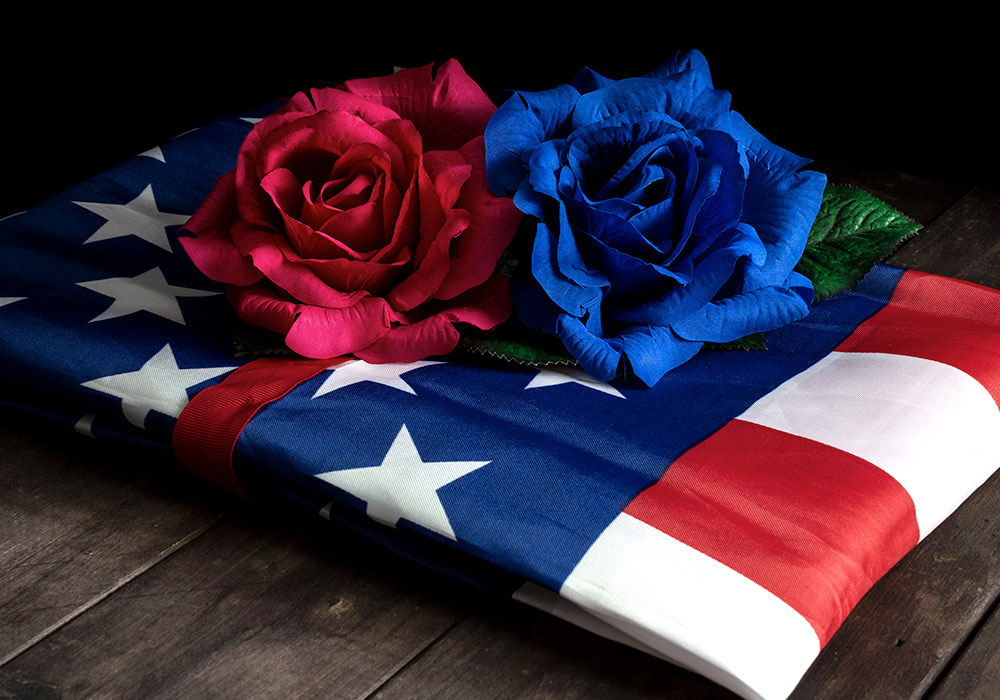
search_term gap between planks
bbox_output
[353,616,471,700]
[0,513,229,668]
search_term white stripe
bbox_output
[739,351,1000,538]
[513,581,667,659]
[560,514,819,700]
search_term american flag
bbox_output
[3,105,1000,700]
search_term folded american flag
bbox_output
[3,106,1000,700]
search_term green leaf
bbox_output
[232,326,296,358]
[795,184,921,299]
[703,332,767,352]
[457,323,578,367]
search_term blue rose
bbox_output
[484,50,827,386]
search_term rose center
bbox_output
[315,171,376,211]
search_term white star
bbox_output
[74,413,97,438]
[0,297,26,308]
[74,184,189,250]
[77,266,218,324]
[140,146,165,162]
[81,343,236,428]
[524,367,626,398]
[312,359,444,398]
[315,424,489,540]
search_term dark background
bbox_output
[3,20,994,218]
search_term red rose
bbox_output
[179,60,521,362]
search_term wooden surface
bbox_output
[2,163,999,699]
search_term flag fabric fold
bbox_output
[3,107,1000,700]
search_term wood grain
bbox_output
[0,413,229,664]
[929,571,1000,699]
[887,185,1000,287]
[814,159,970,228]
[0,499,476,698]
[371,598,740,699]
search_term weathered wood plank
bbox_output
[814,160,970,227]
[370,597,739,699]
[789,183,1000,699]
[0,496,476,699]
[927,571,1000,699]
[0,411,231,664]
[887,185,1000,287]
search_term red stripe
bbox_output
[623,419,919,646]
[837,269,1000,400]
[172,356,340,498]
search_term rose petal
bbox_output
[557,312,703,387]
[433,138,521,300]
[281,86,402,124]
[410,158,451,265]
[388,209,470,311]
[664,153,721,266]
[610,222,766,325]
[706,110,826,285]
[226,283,299,335]
[424,149,471,211]
[653,128,745,262]
[230,219,375,307]
[552,199,611,290]
[342,59,497,151]
[614,323,703,387]
[303,171,385,251]
[511,274,562,334]
[315,171,374,212]
[234,111,317,231]
[230,283,395,359]
[485,83,581,197]
[354,313,461,364]
[571,69,732,133]
[570,66,616,94]
[530,218,606,318]
[742,162,827,287]
[643,50,715,91]
[671,283,812,343]
[511,139,564,220]
[178,170,263,287]
[554,314,624,381]
[262,130,419,264]
[284,296,395,359]
[261,112,410,187]
[356,273,512,363]
[375,166,420,263]
[301,255,410,297]
[565,116,680,203]
[283,208,386,260]
[440,272,514,330]
[255,124,338,183]
[370,118,424,183]
[573,216,689,299]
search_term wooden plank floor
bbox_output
[2,163,999,699]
